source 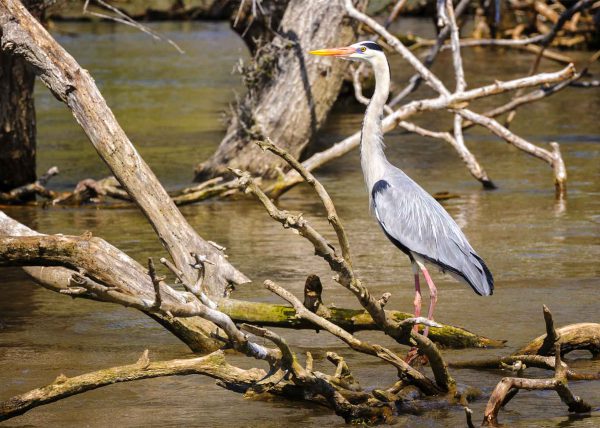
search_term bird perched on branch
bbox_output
[309,42,493,339]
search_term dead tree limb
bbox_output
[269,63,574,198]
[454,109,568,194]
[233,161,455,391]
[0,350,265,422]
[0,166,58,203]
[449,306,600,380]
[264,279,442,395]
[518,324,600,357]
[482,345,592,426]
[217,297,504,349]
[0,0,248,295]
[0,210,224,352]
[266,0,576,199]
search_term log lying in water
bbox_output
[0,229,502,350]
[218,298,505,349]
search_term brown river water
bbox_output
[1,20,599,427]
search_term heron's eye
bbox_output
[360,46,367,53]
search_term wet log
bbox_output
[217,298,504,349]
[518,323,600,357]
[0,350,264,422]
[449,306,600,380]
[194,0,356,180]
[0,0,248,296]
[0,228,503,350]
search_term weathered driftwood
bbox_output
[194,0,356,180]
[232,139,458,392]
[0,0,247,296]
[482,345,592,427]
[514,304,599,357]
[449,306,600,380]
[0,345,398,424]
[0,166,58,204]
[0,350,263,422]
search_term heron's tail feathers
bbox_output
[465,253,494,296]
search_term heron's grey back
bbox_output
[371,166,493,296]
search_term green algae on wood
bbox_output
[218,298,505,349]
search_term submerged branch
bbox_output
[482,345,592,426]
[0,350,263,422]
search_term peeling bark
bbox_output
[194,0,356,180]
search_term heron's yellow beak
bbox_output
[309,46,355,57]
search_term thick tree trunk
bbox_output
[0,31,36,194]
[194,0,356,181]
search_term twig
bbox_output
[82,0,185,54]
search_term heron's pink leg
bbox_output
[405,263,423,364]
[418,262,438,337]
[411,262,422,334]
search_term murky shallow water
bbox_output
[1,20,599,427]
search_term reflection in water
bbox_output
[0,20,599,428]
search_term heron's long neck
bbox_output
[361,55,390,192]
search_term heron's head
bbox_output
[309,41,385,64]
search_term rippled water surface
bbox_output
[1,20,599,427]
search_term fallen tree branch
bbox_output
[454,109,567,194]
[0,166,58,204]
[216,297,504,349]
[482,345,592,426]
[449,306,600,380]
[264,279,442,395]
[235,167,455,391]
[0,350,264,422]
[0,0,248,296]
[269,64,575,198]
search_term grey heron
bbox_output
[310,42,493,337]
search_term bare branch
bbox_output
[271,64,573,197]
[83,0,185,54]
[482,345,592,426]
[255,139,353,264]
[264,279,441,395]
[0,350,264,422]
